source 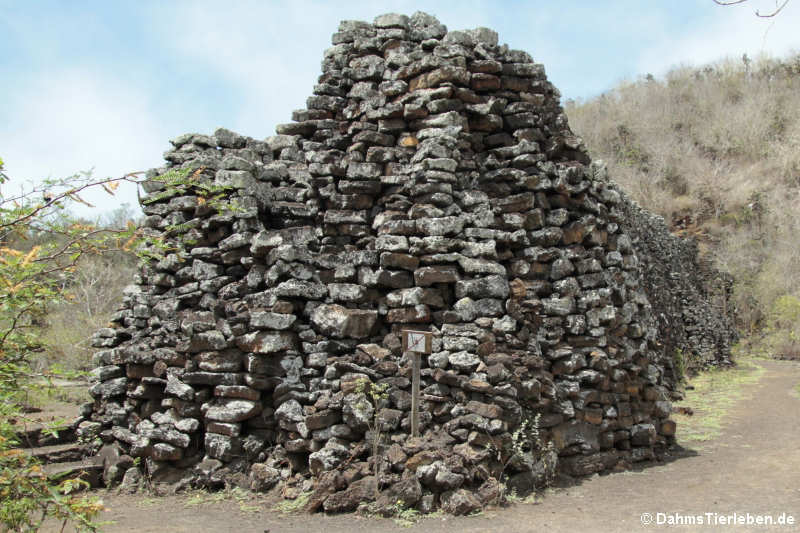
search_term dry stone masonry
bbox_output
[617,197,736,376]
[84,12,736,514]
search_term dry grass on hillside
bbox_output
[37,252,138,373]
[566,54,800,354]
[33,208,140,373]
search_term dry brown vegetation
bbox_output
[34,207,139,373]
[36,252,137,372]
[566,53,800,356]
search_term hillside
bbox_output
[565,54,800,359]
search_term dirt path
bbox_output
[73,359,800,533]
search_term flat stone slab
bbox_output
[43,456,104,488]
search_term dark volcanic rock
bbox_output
[87,10,735,518]
[311,304,378,339]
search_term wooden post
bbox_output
[401,330,431,439]
[410,351,421,437]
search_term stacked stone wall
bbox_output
[616,192,737,378]
[85,12,735,513]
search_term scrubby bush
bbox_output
[36,250,138,373]
[749,295,800,359]
[1,156,144,531]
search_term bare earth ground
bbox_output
[48,359,800,533]
[19,380,90,427]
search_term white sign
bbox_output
[402,330,432,354]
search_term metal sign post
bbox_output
[401,330,432,438]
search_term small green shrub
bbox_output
[388,500,422,527]
[488,412,556,503]
[354,378,389,497]
[0,158,204,531]
[757,295,800,358]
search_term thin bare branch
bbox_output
[10,242,138,289]
[31,227,136,264]
[756,0,790,16]
[0,171,144,230]
[0,301,38,348]
[712,0,791,16]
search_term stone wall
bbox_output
[85,12,735,514]
[615,189,737,379]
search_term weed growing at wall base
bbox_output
[273,491,311,513]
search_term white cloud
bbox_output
[149,1,498,138]
[151,1,348,138]
[637,2,800,77]
[1,67,167,217]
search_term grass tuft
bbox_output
[183,487,262,513]
[272,491,311,514]
[672,356,765,446]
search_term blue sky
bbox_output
[1,0,798,216]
